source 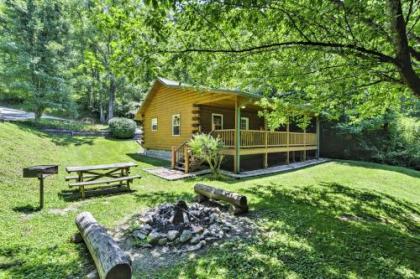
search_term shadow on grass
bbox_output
[0,241,92,278]
[126,153,170,168]
[48,136,95,146]
[12,204,41,214]
[59,185,135,202]
[153,182,420,278]
[13,122,95,146]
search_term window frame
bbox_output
[151,117,158,132]
[172,114,181,136]
[211,113,224,130]
[240,117,249,130]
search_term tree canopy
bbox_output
[0,0,418,124]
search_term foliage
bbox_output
[1,0,418,125]
[188,134,224,175]
[0,0,74,119]
[0,122,419,278]
[108,117,136,139]
[321,113,420,169]
[136,0,419,125]
[69,0,157,122]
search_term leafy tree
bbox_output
[69,0,157,122]
[0,0,73,119]
[141,0,419,126]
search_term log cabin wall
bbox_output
[139,82,249,151]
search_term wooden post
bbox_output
[38,175,44,209]
[316,117,320,159]
[286,122,290,164]
[184,147,190,174]
[234,97,241,173]
[303,127,307,161]
[264,130,268,168]
[171,146,176,169]
[78,171,85,199]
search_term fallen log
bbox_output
[194,184,248,214]
[75,212,132,279]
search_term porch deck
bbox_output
[211,129,318,155]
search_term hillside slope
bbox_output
[0,122,419,279]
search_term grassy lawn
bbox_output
[19,119,108,132]
[0,122,419,278]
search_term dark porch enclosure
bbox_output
[221,149,319,172]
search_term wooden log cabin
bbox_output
[135,78,320,174]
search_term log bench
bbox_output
[194,183,249,214]
[66,162,140,198]
[75,212,132,279]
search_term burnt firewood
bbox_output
[194,184,248,214]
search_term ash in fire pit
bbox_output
[125,200,256,253]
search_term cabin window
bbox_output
[172,114,181,136]
[212,114,223,130]
[240,117,249,130]
[151,118,158,131]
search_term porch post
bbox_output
[286,121,290,164]
[171,146,176,169]
[234,97,241,173]
[264,131,268,168]
[263,119,268,168]
[316,116,320,159]
[303,127,307,161]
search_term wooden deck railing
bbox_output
[211,129,317,148]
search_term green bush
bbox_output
[108,117,137,139]
[188,134,224,176]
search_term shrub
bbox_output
[188,134,224,176]
[108,117,137,139]
[321,113,420,170]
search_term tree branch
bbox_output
[409,46,420,61]
[162,41,395,63]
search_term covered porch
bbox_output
[206,95,319,173]
[174,94,320,174]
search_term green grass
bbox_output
[19,119,108,132]
[0,122,419,279]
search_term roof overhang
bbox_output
[135,77,261,120]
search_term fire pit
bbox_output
[125,200,257,254]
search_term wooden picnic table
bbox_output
[65,162,140,198]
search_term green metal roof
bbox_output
[156,77,261,100]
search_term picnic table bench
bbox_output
[65,162,140,198]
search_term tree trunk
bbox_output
[75,212,131,279]
[34,107,44,121]
[194,184,248,214]
[388,0,420,97]
[107,74,116,121]
[99,104,106,124]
